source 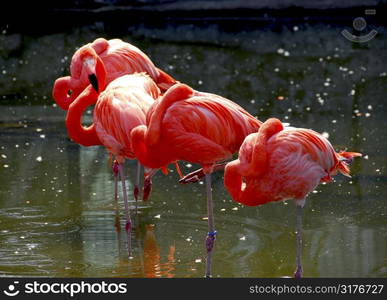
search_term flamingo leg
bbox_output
[294,202,303,278]
[143,168,159,201]
[205,173,216,278]
[134,161,141,214]
[118,162,132,256]
[113,160,120,233]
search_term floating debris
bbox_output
[36,156,42,162]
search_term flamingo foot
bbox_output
[179,168,205,184]
[205,232,217,253]
[134,184,139,201]
[142,177,152,201]
[294,265,302,279]
[125,221,132,233]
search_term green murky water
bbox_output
[0,23,386,277]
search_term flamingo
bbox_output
[53,37,176,110]
[223,118,362,278]
[65,48,161,253]
[130,83,262,277]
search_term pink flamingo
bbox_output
[65,48,161,253]
[130,83,261,276]
[224,118,361,278]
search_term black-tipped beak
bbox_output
[88,74,99,93]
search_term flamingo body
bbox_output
[94,73,160,163]
[131,84,261,172]
[224,118,361,207]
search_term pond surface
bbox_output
[0,23,386,277]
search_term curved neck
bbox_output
[224,160,272,207]
[52,76,82,110]
[65,85,101,146]
[131,125,171,169]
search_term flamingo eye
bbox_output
[67,90,72,96]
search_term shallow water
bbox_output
[0,23,386,277]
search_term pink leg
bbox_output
[118,162,132,256]
[113,160,120,233]
[134,161,141,214]
[205,173,216,278]
[294,203,303,278]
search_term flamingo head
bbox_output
[78,47,106,94]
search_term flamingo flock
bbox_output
[52,37,361,278]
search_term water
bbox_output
[0,23,386,277]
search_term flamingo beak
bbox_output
[88,74,99,93]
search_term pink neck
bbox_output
[65,86,101,146]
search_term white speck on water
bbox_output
[324,82,330,87]
[240,236,246,241]
[322,132,330,138]
[195,258,202,263]
[1,154,6,159]
[277,48,284,54]
[250,99,255,104]
[379,72,387,77]
[220,208,226,212]
[284,51,290,57]
[367,105,373,110]
[332,120,337,124]
[154,214,161,219]
[350,89,356,96]
[186,163,192,168]
[365,113,371,117]
[36,156,42,162]
[306,107,311,111]
[293,26,299,31]
[39,134,45,139]
[186,237,191,242]
[232,207,238,211]
[364,155,369,160]
[3,164,9,168]
[198,80,203,85]
[2,70,6,74]
[274,68,279,72]
[168,65,174,70]
[36,128,43,132]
